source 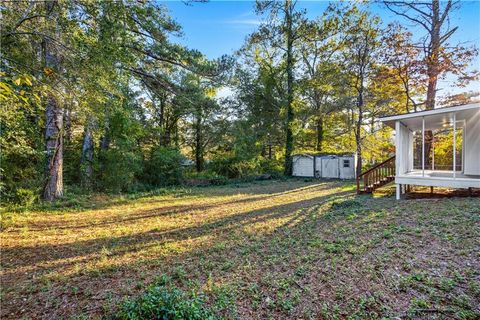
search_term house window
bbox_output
[343,159,350,168]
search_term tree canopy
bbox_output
[1,0,477,203]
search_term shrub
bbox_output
[144,147,185,187]
[13,187,38,207]
[98,148,142,193]
[258,158,283,177]
[0,149,44,204]
[209,156,257,179]
[209,175,229,186]
[106,285,220,320]
[182,171,229,187]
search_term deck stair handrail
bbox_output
[356,156,396,194]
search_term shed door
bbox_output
[292,157,314,177]
[322,157,339,178]
[339,157,355,179]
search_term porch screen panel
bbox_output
[395,121,413,175]
[464,109,480,175]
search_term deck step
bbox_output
[356,156,396,194]
[364,177,395,193]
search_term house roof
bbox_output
[379,103,480,130]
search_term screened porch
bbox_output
[380,103,480,199]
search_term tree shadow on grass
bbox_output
[1,189,352,280]
[5,189,479,320]
[1,183,359,320]
[23,182,334,231]
[18,179,329,216]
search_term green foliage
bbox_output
[106,284,221,320]
[1,0,477,205]
[0,73,44,202]
[98,148,142,193]
[13,188,39,208]
[63,137,83,186]
[257,158,283,177]
[183,170,229,186]
[209,153,283,179]
[432,130,463,170]
[209,155,256,179]
[145,147,185,187]
[330,199,361,210]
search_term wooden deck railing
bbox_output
[356,156,396,194]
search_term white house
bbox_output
[292,154,356,179]
[379,103,480,199]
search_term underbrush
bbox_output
[105,276,235,320]
[183,171,230,186]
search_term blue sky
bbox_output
[160,0,480,97]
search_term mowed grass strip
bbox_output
[1,180,479,319]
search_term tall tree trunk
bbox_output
[424,0,441,166]
[100,118,110,151]
[100,134,110,151]
[42,0,63,201]
[355,73,365,177]
[173,119,179,149]
[43,95,64,200]
[425,0,441,111]
[316,115,323,152]
[158,96,167,145]
[80,117,94,188]
[162,118,172,146]
[283,0,295,176]
[355,104,363,178]
[194,110,204,172]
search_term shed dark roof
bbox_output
[293,152,355,157]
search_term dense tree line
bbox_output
[1,0,477,204]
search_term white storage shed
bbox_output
[292,154,357,179]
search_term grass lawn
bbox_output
[1,179,479,319]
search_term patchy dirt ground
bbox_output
[1,180,479,319]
